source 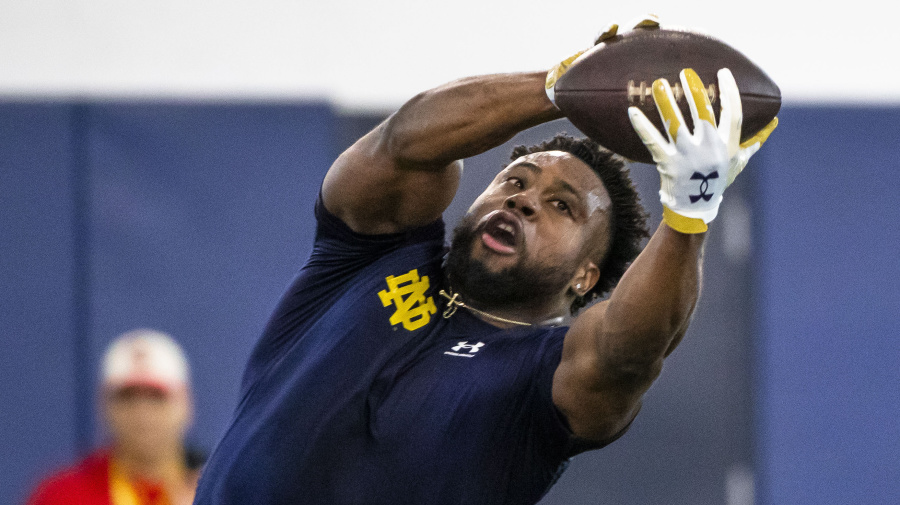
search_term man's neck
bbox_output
[112,444,186,484]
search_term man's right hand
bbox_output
[545,14,660,106]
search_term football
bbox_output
[553,26,781,164]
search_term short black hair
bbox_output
[509,133,650,313]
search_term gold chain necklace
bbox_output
[438,289,542,327]
[438,289,565,327]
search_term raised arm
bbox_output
[553,68,778,442]
[321,72,563,234]
[554,221,704,442]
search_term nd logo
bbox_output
[378,269,437,331]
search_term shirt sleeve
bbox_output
[528,329,639,461]
[310,191,445,266]
[240,192,446,392]
[23,455,109,505]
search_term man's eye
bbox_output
[555,200,570,212]
[506,177,523,188]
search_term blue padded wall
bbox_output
[0,104,80,504]
[755,107,900,505]
[4,101,336,505]
[85,102,336,451]
[4,102,898,505]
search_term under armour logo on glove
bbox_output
[689,171,719,203]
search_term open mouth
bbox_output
[479,211,522,255]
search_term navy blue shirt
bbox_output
[194,197,594,505]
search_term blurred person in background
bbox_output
[25,329,204,505]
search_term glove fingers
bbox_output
[717,68,742,156]
[594,23,619,44]
[545,49,587,105]
[629,13,660,30]
[628,106,670,162]
[651,78,685,143]
[727,117,778,187]
[680,69,716,131]
[740,117,779,150]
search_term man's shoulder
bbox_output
[26,450,110,505]
[312,192,446,254]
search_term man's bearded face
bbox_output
[444,151,612,313]
[446,212,574,309]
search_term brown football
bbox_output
[553,27,781,164]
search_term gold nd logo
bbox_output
[378,269,437,331]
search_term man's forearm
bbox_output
[382,72,564,168]
[322,71,563,234]
[554,223,706,440]
[599,223,705,381]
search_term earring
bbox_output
[576,284,582,290]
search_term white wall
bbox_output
[1,0,897,108]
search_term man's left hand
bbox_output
[628,68,778,234]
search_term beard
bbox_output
[445,214,573,311]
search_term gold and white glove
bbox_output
[628,68,778,233]
[545,14,660,106]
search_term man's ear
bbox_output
[571,261,600,296]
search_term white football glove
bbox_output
[628,68,778,234]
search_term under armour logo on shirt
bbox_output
[444,341,485,358]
